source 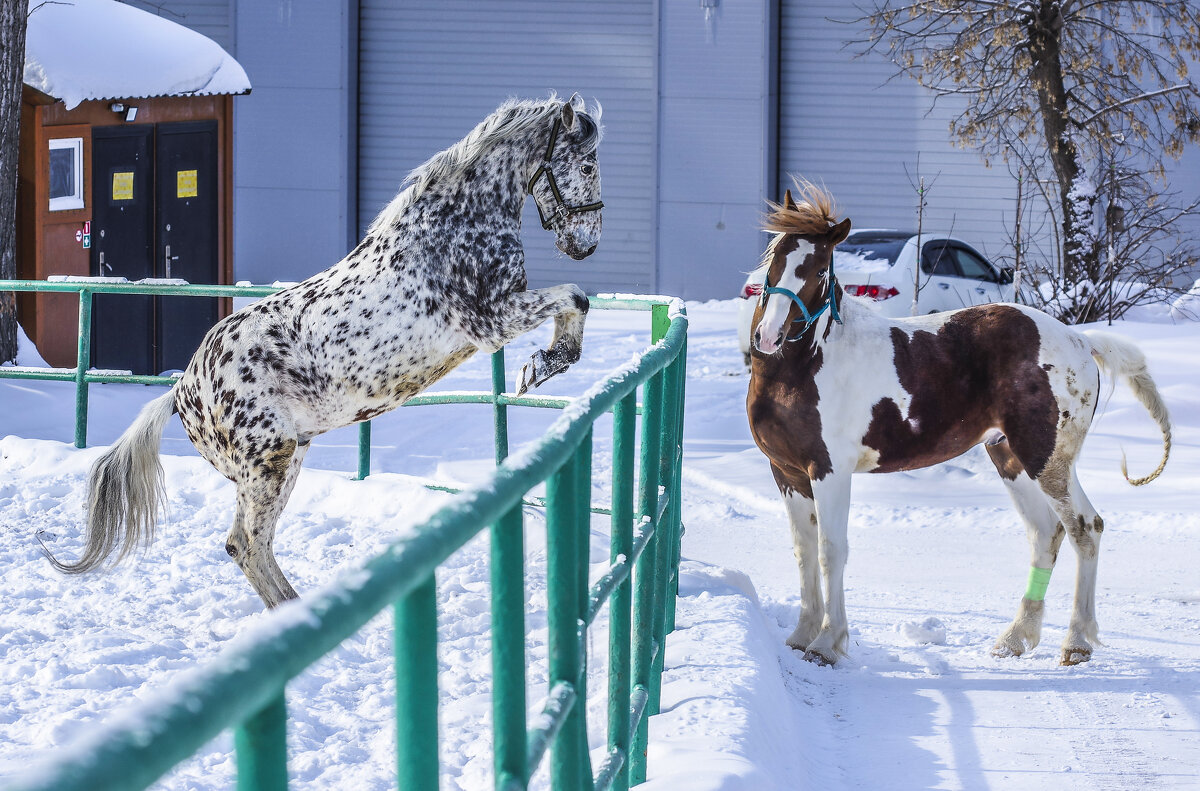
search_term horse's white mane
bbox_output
[367,94,603,234]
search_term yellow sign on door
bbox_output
[112,171,134,201]
[177,169,198,198]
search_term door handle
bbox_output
[938,282,950,290]
[99,251,112,273]
[975,287,986,294]
[165,244,180,278]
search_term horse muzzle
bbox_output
[557,228,600,260]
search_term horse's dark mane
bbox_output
[759,180,842,269]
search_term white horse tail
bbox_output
[1083,330,1171,486]
[46,390,177,573]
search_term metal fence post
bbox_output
[490,334,528,791]
[74,289,93,448]
[630,367,663,786]
[396,579,440,790]
[666,337,687,632]
[648,353,683,719]
[234,694,288,791]
[607,393,637,791]
[546,442,587,791]
[356,421,371,480]
[574,431,594,791]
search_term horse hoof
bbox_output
[1061,647,1092,666]
[801,648,836,667]
[516,364,535,396]
[991,641,1023,659]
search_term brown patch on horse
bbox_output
[863,305,1058,476]
[985,436,1025,481]
[770,461,815,500]
[748,345,834,485]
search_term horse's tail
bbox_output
[1083,329,1171,486]
[45,389,177,574]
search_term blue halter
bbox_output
[763,268,843,342]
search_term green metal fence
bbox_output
[1,279,687,791]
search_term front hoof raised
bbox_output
[516,350,550,396]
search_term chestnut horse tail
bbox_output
[1083,330,1171,486]
[44,390,177,573]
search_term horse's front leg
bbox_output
[772,464,825,651]
[805,472,854,665]
[462,283,589,394]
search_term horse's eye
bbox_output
[580,162,596,176]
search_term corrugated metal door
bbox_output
[777,1,1019,262]
[358,0,658,293]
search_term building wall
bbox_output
[657,0,775,299]
[231,2,358,284]
[778,0,1019,267]
[355,0,659,294]
[141,0,1200,298]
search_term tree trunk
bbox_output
[0,1,27,363]
[1027,0,1098,314]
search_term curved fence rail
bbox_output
[1,279,687,791]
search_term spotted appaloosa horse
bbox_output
[46,95,604,607]
[747,182,1171,666]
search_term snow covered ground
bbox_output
[1,301,1197,790]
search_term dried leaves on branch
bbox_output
[851,0,1200,322]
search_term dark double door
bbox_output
[90,122,219,374]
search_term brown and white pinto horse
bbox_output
[747,183,1171,666]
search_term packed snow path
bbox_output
[2,301,1197,790]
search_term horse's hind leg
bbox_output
[772,464,825,652]
[1039,464,1104,665]
[988,437,1066,658]
[226,439,309,608]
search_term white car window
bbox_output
[952,247,996,281]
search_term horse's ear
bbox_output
[829,217,852,245]
[783,189,798,211]
[561,100,579,132]
[568,92,586,111]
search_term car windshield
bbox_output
[834,235,909,275]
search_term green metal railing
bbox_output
[2,279,687,791]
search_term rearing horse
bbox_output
[47,95,604,608]
[747,182,1171,666]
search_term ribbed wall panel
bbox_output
[779,1,1023,261]
[122,0,233,53]
[358,0,657,293]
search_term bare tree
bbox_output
[0,0,28,362]
[852,0,1200,323]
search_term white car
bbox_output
[738,230,1015,362]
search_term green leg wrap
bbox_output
[1025,565,1053,601]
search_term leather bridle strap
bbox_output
[528,117,605,231]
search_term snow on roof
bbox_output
[23,0,251,110]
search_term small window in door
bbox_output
[49,137,85,211]
[951,247,997,281]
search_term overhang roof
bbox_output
[23,0,251,110]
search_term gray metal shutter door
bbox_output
[778,1,1018,263]
[358,0,657,293]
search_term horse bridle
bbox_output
[528,116,605,231]
[761,249,843,341]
